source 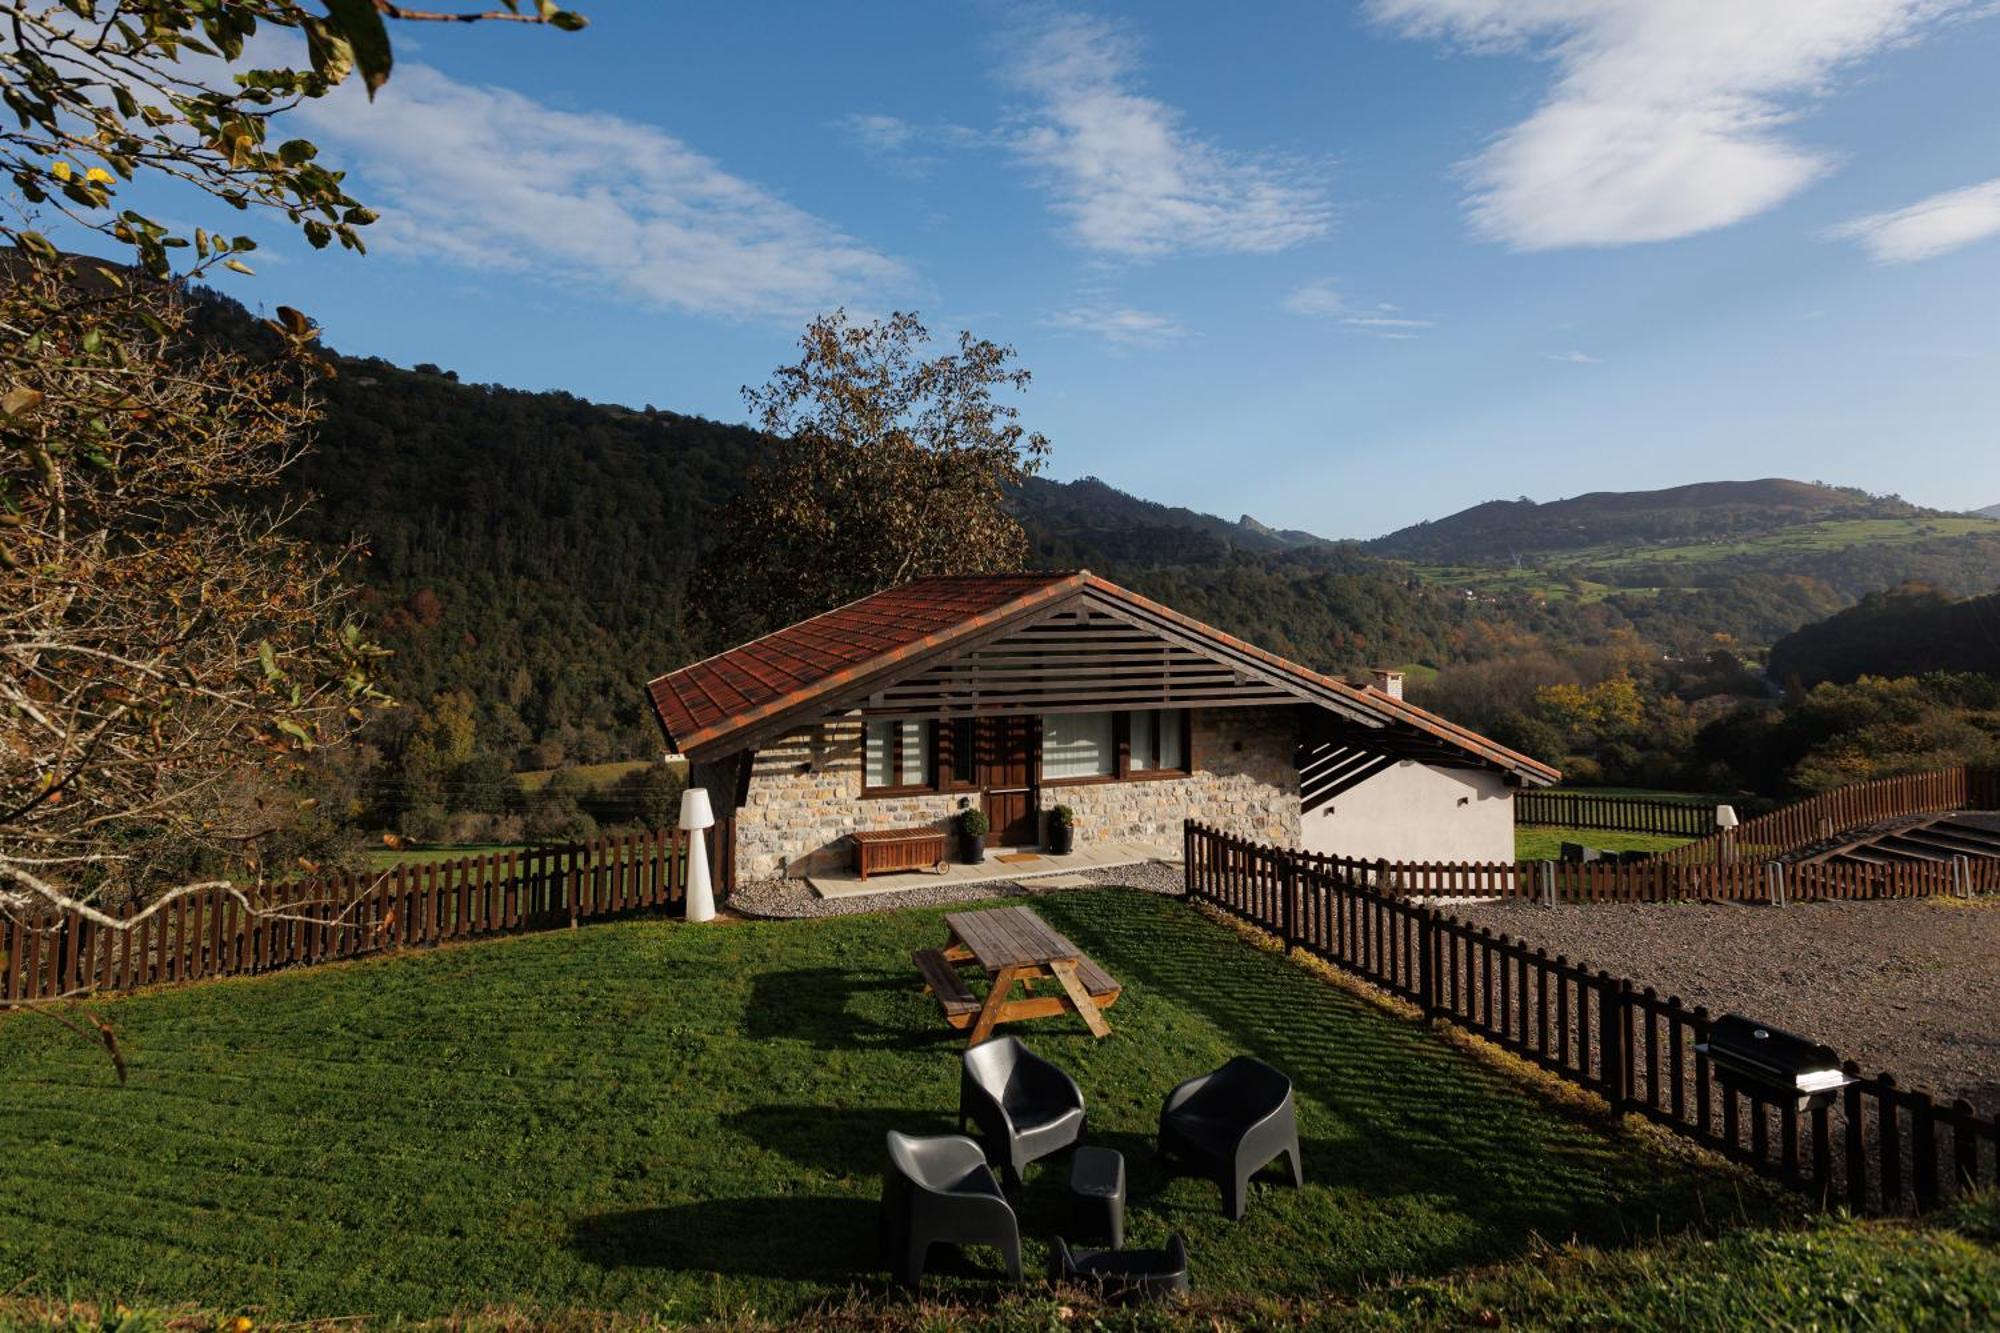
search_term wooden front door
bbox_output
[976,715,1039,846]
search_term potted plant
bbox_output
[1046,804,1076,855]
[958,807,990,864]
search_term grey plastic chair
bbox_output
[879,1131,1023,1286]
[959,1035,1087,1184]
[1157,1056,1302,1220]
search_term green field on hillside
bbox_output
[1407,514,2000,604]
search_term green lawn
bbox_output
[1515,826,1698,861]
[0,891,1796,1324]
[362,840,528,871]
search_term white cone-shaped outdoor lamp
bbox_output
[680,786,717,924]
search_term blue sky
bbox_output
[133,2,2000,536]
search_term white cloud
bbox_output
[1285,283,1435,337]
[295,65,914,322]
[1369,0,1976,249]
[1281,279,1347,317]
[1043,302,1187,348]
[1001,12,1332,257]
[836,113,921,155]
[1833,177,2000,262]
[1547,349,1601,363]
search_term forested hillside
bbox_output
[176,282,2000,823]
[1768,584,2000,687]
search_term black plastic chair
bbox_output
[1157,1056,1302,1220]
[1050,1233,1190,1302]
[879,1130,1023,1286]
[959,1035,1086,1184]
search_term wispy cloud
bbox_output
[1043,301,1187,349]
[1281,279,1346,318]
[832,113,987,177]
[295,64,914,322]
[1833,177,2000,262]
[1000,12,1332,257]
[1547,349,1602,364]
[1369,1,1977,250]
[1284,282,1435,338]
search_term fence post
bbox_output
[1280,853,1299,950]
[1598,973,1629,1111]
[1538,859,1555,907]
[1183,821,1195,898]
[1953,854,1970,901]
[1417,910,1438,1021]
[1766,861,1787,908]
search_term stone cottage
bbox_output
[646,572,1556,885]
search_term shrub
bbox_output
[959,807,990,837]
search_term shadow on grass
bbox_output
[1032,891,1789,1264]
[744,966,965,1051]
[725,1104,958,1179]
[572,1197,879,1279]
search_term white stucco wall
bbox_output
[1298,761,1516,864]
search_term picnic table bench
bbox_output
[913,905,1121,1045]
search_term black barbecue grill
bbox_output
[1696,1014,1855,1112]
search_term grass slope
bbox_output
[0,891,1787,1324]
[1515,827,1696,861]
[1407,516,2000,604]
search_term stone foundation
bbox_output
[727,707,1304,881]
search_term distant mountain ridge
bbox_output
[1365,479,1930,563]
[1976,503,2000,520]
[1014,475,1328,564]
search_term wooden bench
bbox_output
[852,826,949,880]
[912,948,980,1018]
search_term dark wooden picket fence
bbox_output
[1273,841,1999,907]
[1664,766,2000,865]
[1185,820,2000,1214]
[0,821,732,1004]
[1515,790,1718,837]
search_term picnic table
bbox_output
[911,905,1122,1045]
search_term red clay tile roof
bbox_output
[646,570,1557,784]
[647,572,1087,759]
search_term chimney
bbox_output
[1368,668,1405,700]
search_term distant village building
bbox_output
[646,572,1556,884]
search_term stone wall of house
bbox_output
[1034,707,1300,849]
[731,721,969,881]
[728,707,1303,882]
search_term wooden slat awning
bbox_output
[645,571,1559,785]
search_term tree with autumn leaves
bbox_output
[696,310,1053,646]
[2,4,585,951]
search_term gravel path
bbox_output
[728,859,1183,920]
[1454,896,2000,1115]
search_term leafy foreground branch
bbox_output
[2,0,585,274]
[1,254,386,929]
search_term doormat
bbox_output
[996,853,1044,864]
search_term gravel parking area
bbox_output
[729,858,1183,919]
[1455,896,2000,1115]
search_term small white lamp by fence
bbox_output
[680,787,717,924]
[1715,804,1740,871]
[1716,804,1740,831]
